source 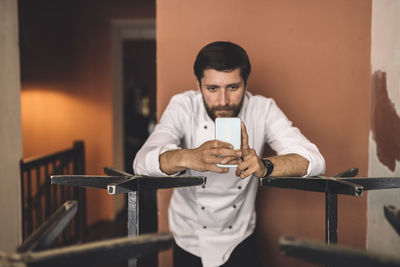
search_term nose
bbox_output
[219,89,228,106]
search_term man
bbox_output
[133,41,325,267]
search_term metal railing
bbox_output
[0,201,172,267]
[279,233,400,267]
[260,168,400,266]
[260,168,400,244]
[51,167,206,267]
[279,205,400,266]
[20,141,86,245]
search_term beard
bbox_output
[203,95,244,121]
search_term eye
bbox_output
[228,84,240,91]
[206,86,218,92]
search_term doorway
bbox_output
[123,40,156,173]
[111,19,157,267]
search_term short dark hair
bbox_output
[194,41,251,85]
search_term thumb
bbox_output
[241,122,249,149]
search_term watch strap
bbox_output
[261,159,274,177]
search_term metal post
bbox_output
[325,168,358,244]
[325,193,338,244]
[128,191,139,267]
[52,169,206,267]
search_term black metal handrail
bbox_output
[384,205,400,236]
[20,141,86,245]
[17,201,78,253]
[260,168,400,244]
[50,167,206,267]
[0,233,172,267]
[279,236,400,267]
[0,200,172,267]
[51,174,206,194]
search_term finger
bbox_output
[204,156,237,164]
[208,164,229,173]
[241,149,258,163]
[224,157,240,165]
[241,122,249,149]
[236,166,241,177]
[241,147,254,157]
[235,158,244,176]
[240,165,258,179]
[237,155,259,178]
[209,148,242,158]
[237,158,253,173]
[204,156,223,164]
[210,140,234,149]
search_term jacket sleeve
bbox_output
[264,100,326,177]
[133,94,189,176]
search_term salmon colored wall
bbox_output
[157,0,371,266]
[20,0,155,226]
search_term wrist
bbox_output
[179,149,191,169]
[255,160,267,178]
[159,149,188,175]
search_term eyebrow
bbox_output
[226,82,241,87]
[204,82,242,88]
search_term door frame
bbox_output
[111,19,155,171]
[110,19,155,212]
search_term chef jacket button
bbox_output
[203,226,207,229]
[202,185,205,189]
[238,186,242,190]
[204,125,207,129]
[201,206,205,210]
[228,225,232,229]
[233,205,236,208]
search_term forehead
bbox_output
[201,68,242,84]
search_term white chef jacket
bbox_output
[133,90,325,267]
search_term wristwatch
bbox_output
[261,159,274,177]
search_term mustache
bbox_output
[212,105,235,111]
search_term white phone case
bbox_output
[215,118,241,167]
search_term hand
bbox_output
[188,140,242,173]
[236,122,267,178]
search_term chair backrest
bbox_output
[20,141,86,246]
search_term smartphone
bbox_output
[215,118,241,167]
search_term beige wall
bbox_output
[157,0,371,266]
[367,0,400,255]
[0,0,22,252]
